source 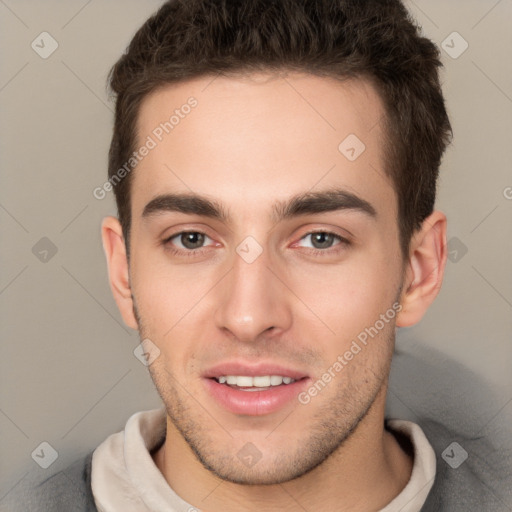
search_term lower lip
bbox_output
[203,378,310,416]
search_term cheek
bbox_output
[129,251,218,366]
[131,243,203,306]
[287,252,400,345]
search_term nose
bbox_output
[213,244,292,344]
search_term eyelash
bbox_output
[162,230,350,258]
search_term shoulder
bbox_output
[388,345,511,510]
[418,419,511,511]
[1,452,97,512]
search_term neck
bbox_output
[152,387,413,511]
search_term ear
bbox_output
[396,210,447,327]
[101,216,138,330]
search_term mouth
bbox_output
[203,363,310,415]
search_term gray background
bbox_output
[1,0,511,506]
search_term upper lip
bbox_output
[203,361,309,380]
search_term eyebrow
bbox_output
[141,188,377,224]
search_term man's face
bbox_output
[128,73,405,484]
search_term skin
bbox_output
[102,72,447,511]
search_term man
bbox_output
[11,0,506,510]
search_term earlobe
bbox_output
[101,216,139,330]
[396,211,447,327]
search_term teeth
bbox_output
[235,376,253,387]
[216,375,296,387]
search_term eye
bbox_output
[296,231,349,251]
[164,231,214,251]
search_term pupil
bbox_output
[182,232,204,249]
[312,233,333,249]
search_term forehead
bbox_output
[131,72,395,223]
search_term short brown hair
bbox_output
[107,0,452,259]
